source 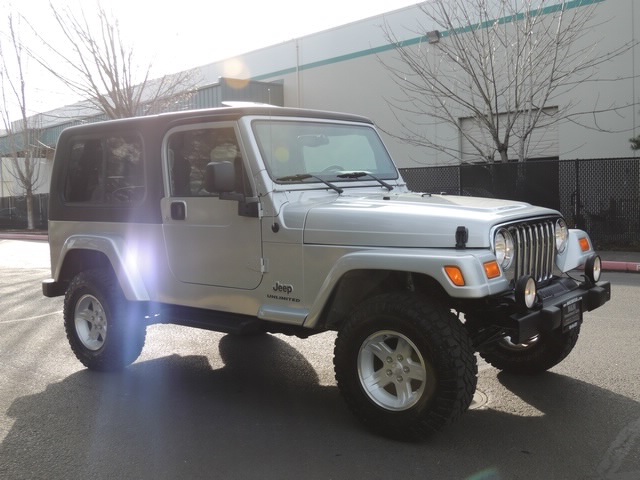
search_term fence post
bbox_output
[573,159,583,229]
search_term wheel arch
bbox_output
[54,235,151,301]
[308,268,450,331]
[302,248,506,330]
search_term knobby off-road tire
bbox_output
[479,326,580,375]
[334,293,477,441]
[63,269,147,371]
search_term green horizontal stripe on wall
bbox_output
[252,0,605,81]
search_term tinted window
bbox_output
[64,135,144,204]
[166,127,246,196]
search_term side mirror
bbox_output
[205,161,236,193]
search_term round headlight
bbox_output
[555,218,569,253]
[494,228,515,270]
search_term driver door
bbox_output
[161,122,262,289]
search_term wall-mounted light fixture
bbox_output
[426,30,441,44]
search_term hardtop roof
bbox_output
[60,105,375,136]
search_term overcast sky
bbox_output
[1,0,419,117]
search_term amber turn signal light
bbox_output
[445,266,465,286]
[579,237,591,252]
[483,261,501,279]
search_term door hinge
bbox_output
[261,258,269,273]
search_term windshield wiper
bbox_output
[276,174,343,194]
[337,171,394,191]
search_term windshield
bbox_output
[252,120,398,184]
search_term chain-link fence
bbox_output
[2,159,638,249]
[401,157,640,250]
[0,194,49,230]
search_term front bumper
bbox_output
[504,278,610,344]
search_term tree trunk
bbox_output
[26,188,34,230]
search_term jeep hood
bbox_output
[294,192,558,248]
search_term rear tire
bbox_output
[334,293,477,440]
[64,269,146,371]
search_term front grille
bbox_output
[507,219,556,284]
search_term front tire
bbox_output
[64,269,146,371]
[479,327,580,375]
[334,293,477,440]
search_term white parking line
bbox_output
[0,311,63,324]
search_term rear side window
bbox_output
[63,135,144,204]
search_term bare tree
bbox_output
[631,112,640,150]
[0,13,45,230]
[26,1,196,120]
[381,0,634,163]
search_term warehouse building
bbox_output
[0,0,638,207]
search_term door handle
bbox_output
[170,201,186,220]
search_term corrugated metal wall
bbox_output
[0,78,284,155]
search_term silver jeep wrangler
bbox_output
[43,105,610,439]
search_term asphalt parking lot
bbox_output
[0,239,639,479]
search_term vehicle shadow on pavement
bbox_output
[493,372,640,478]
[1,334,639,480]
[437,370,640,479]
[0,334,357,480]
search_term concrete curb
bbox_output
[601,261,640,274]
[0,233,48,242]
